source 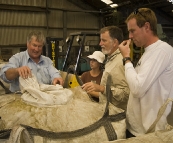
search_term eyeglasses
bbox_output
[134,8,147,21]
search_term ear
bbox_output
[144,22,150,31]
[113,38,118,46]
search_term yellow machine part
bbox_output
[51,41,56,67]
[68,75,80,88]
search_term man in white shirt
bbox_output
[119,8,173,138]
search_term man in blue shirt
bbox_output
[0,31,63,92]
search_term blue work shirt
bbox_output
[0,50,61,92]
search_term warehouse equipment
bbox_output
[62,31,100,74]
[44,37,64,70]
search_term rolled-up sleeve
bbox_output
[0,55,20,83]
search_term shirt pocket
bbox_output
[41,66,51,84]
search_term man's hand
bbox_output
[16,66,32,79]
[5,66,31,80]
[52,78,64,86]
[82,82,104,93]
[119,39,131,58]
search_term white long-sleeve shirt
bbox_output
[126,40,173,136]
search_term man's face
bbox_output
[99,31,115,56]
[127,18,147,48]
[27,36,43,61]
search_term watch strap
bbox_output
[122,57,131,65]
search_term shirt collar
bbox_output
[106,49,121,62]
[26,50,44,63]
[145,40,161,53]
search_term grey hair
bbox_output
[27,31,46,45]
[100,26,123,44]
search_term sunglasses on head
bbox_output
[134,8,147,21]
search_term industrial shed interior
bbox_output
[0,0,173,72]
[0,0,173,142]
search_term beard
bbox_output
[101,47,112,55]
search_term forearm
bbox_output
[5,68,19,80]
[89,91,100,98]
[82,83,105,95]
[98,85,105,93]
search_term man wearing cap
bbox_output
[82,26,129,110]
[80,51,105,102]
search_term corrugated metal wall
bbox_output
[0,0,100,46]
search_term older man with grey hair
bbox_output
[0,31,63,92]
[82,26,129,110]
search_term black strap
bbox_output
[20,112,125,139]
[0,80,12,94]
[0,129,11,139]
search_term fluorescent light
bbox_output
[101,0,113,5]
[110,4,118,7]
[106,1,113,4]
[168,0,173,4]
[101,0,107,2]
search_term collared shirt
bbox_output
[126,40,173,136]
[99,49,130,110]
[0,50,61,92]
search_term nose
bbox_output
[129,33,133,39]
[99,40,102,46]
[34,46,40,51]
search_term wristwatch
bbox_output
[122,57,131,65]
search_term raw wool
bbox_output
[0,94,15,108]
[70,86,92,101]
[7,125,33,143]
[0,73,126,142]
[0,78,10,95]
[19,75,73,107]
[0,61,10,95]
[0,91,126,143]
[101,129,173,143]
[0,93,122,131]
